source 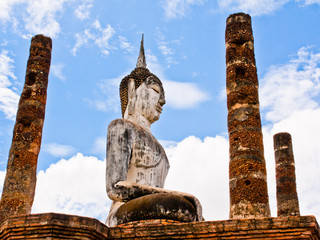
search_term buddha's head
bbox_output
[120,68,165,124]
[119,35,165,125]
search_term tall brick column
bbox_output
[274,132,300,217]
[225,13,270,219]
[0,35,52,223]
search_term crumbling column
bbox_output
[274,132,300,217]
[225,13,270,219]
[0,35,52,223]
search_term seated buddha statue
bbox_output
[106,35,203,227]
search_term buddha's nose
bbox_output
[159,97,166,106]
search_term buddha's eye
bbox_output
[150,85,160,93]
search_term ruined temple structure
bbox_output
[0,13,319,240]
[0,34,52,224]
[225,13,270,219]
[274,132,300,217]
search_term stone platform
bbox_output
[0,213,319,239]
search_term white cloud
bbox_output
[159,139,178,148]
[155,28,178,67]
[0,171,6,194]
[92,136,106,156]
[93,20,115,55]
[0,154,109,222]
[147,52,209,109]
[119,36,133,53]
[217,0,289,16]
[24,0,73,38]
[0,50,17,88]
[43,143,76,157]
[51,63,66,81]
[0,50,19,120]
[156,28,174,56]
[0,0,25,23]
[165,135,229,220]
[162,0,204,19]
[0,0,73,37]
[260,47,320,123]
[159,45,174,56]
[32,153,109,221]
[24,1,60,37]
[71,29,94,56]
[72,20,115,56]
[163,80,209,108]
[74,3,93,20]
[297,0,320,5]
[0,88,20,120]
[0,41,8,47]
[86,74,123,113]
[192,72,199,78]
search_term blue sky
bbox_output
[1,0,320,222]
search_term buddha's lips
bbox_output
[156,105,162,113]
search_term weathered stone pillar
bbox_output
[0,35,52,223]
[225,13,270,219]
[274,132,300,217]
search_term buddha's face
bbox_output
[135,76,165,124]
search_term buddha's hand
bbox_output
[165,189,204,221]
[180,193,204,221]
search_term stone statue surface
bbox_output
[106,36,203,227]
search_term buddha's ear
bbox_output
[127,78,136,116]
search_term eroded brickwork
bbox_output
[274,132,300,217]
[0,35,52,223]
[109,216,320,239]
[0,213,109,239]
[0,213,319,239]
[225,13,270,219]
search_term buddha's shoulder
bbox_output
[108,119,141,131]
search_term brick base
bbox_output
[0,213,109,239]
[0,213,319,239]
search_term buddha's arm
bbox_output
[106,120,169,201]
[106,120,135,201]
[106,120,166,202]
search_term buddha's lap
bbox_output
[114,193,196,224]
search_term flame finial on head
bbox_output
[136,34,146,68]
